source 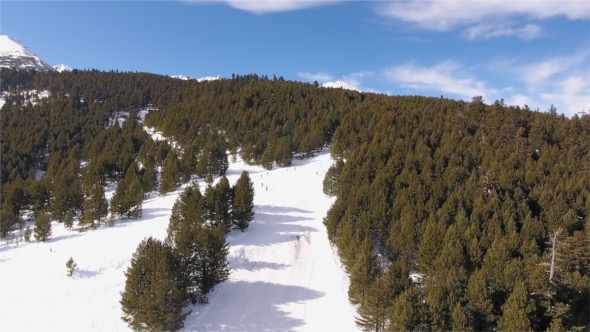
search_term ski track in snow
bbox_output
[0,150,357,332]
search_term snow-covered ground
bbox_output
[0,150,357,331]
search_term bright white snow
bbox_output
[0,35,36,58]
[321,80,360,92]
[53,64,73,72]
[0,150,357,332]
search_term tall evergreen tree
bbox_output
[160,149,181,195]
[232,171,254,232]
[120,237,187,331]
[79,182,108,229]
[34,211,52,242]
[165,184,230,303]
[356,274,393,332]
[497,281,534,331]
[110,162,144,219]
[348,239,382,305]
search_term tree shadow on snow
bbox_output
[74,268,103,279]
[255,205,313,215]
[229,247,290,271]
[110,207,170,229]
[183,280,324,332]
[227,206,318,247]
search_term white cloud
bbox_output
[465,23,543,40]
[383,61,495,100]
[519,51,588,87]
[537,72,590,116]
[298,71,334,83]
[220,0,340,14]
[505,94,535,108]
[376,0,589,39]
[342,71,373,90]
[511,51,590,116]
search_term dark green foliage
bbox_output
[204,176,233,232]
[0,204,20,237]
[49,154,83,223]
[110,162,143,220]
[196,131,229,179]
[79,182,108,229]
[34,211,51,242]
[497,281,534,331]
[323,96,590,330]
[348,239,382,305]
[66,257,77,277]
[165,184,230,304]
[1,68,588,330]
[232,171,254,232]
[160,149,181,195]
[323,159,343,197]
[120,237,187,332]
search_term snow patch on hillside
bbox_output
[0,150,356,331]
[0,89,50,108]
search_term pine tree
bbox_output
[34,211,52,242]
[214,176,233,232]
[232,171,254,232]
[203,176,232,232]
[79,182,108,229]
[323,159,343,197]
[120,237,187,331]
[196,226,230,296]
[0,204,20,237]
[160,149,181,195]
[111,162,144,219]
[497,281,533,331]
[355,274,393,332]
[389,287,429,331]
[165,185,230,304]
[66,257,77,277]
[348,239,382,305]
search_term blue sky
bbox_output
[2,1,589,116]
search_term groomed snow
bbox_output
[0,150,357,331]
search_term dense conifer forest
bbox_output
[1,68,588,331]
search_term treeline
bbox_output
[324,97,590,331]
[1,68,589,331]
[121,171,254,331]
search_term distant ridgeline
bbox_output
[1,68,588,331]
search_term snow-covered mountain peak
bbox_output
[321,80,360,92]
[0,35,55,71]
[53,64,73,72]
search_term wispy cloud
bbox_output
[298,71,333,83]
[383,61,495,99]
[376,0,590,39]
[465,23,543,40]
[516,51,590,115]
[218,0,341,14]
[519,51,588,87]
[342,71,373,90]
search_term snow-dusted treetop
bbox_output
[170,74,222,82]
[0,35,54,71]
[321,80,360,92]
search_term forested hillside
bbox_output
[1,68,588,331]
